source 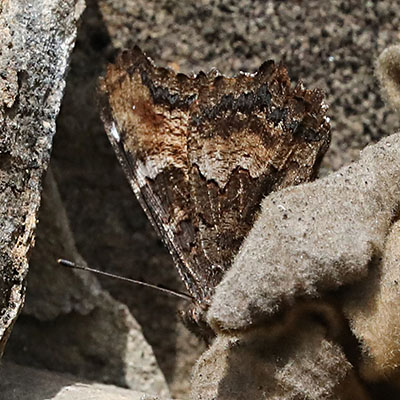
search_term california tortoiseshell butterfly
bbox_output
[99,47,330,337]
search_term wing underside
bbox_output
[99,47,331,306]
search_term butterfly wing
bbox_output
[99,47,330,307]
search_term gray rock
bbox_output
[192,320,368,400]
[97,0,400,172]
[0,0,85,356]
[0,2,170,396]
[4,169,170,397]
[209,132,400,331]
[0,361,167,400]
[49,2,400,397]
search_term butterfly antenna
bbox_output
[57,258,194,302]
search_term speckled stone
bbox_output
[0,0,84,356]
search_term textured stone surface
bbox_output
[98,0,400,172]
[196,43,400,398]
[209,132,400,331]
[4,169,170,396]
[192,321,369,400]
[50,2,400,397]
[377,45,400,116]
[0,362,167,400]
[344,218,400,381]
[0,0,84,356]
[4,1,400,399]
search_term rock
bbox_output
[97,0,400,171]
[376,45,400,117]
[0,0,85,356]
[0,361,167,400]
[344,217,400,381]
[209,132,400,331]
[49,2,400,397]
[4,1,400,398]
[192,319,369,400]
[4,169,170,397]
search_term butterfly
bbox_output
[98,46,330,337]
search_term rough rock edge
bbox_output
[4,167,171,396]
[344,218,400,380]
[343,43,400,381]
[0,0,85,355]
[208,131,400,331]
[191,320,369,400]
[0,361,169,400]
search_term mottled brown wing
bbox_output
[99,46,330,307]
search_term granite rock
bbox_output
[0,0,85,356]
[4,1,400,399]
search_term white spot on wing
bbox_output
[110,122,120,142]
